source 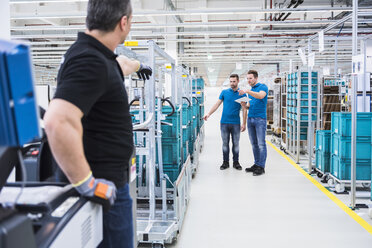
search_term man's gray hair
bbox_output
[86,0,132,32]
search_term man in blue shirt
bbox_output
[239,70,268,176]
[204,74,247,170]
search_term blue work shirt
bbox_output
[248,83,269,119]
[219,88,247,124]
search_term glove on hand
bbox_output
[136,63,152,80]
[74,172,117,211]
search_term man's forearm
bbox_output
[243,109,247,125]
[246,90,265,99]
[45,119,91,184]
[117,55,140,76]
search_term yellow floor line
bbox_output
[266,140,372,235]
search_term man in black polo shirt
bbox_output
[44,1,152,247]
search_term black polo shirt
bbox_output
[54,32,133,187]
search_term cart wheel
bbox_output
[152,243,164,248]
[316,172,323,178]
[280,146,284,151]
[335,183,345,193]
[327,178,334,187]
[271,138,275,143]
[362,182,371,188]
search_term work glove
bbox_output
[136,63,152,80]
[73,172,117,211]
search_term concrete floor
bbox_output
[163,87,372,248]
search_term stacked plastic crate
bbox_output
[330,112,372,181]
[161,106,183,184]
[286,72,318,141]
[194,78,205,132]
[315,130,331,175]
[191,97,199,153]
[182,103,191,163]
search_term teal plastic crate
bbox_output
[300,72,318,78]
[331,112,372,137]
[161,116,181,139]
[294,114,316,121]
[300,100,317,107]
[161,137,182,167]
[331,134,371,160]
[299,107,317,114]
[316,130,331,153]
[182,104,190,125]
[300,85,317,92]
[316,150,331,173]
[331,155,371,181]
[300,78,317,85]
[193,78,205,90]
[300,93,317,99]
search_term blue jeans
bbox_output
[98,184,133,248]
[247,117,267,168]
[220,123,241,162]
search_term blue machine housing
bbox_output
[0,40,41,147]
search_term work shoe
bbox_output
[220,161,229,170]
[245,164,259,173]
[233,161,242,170]
[253,166,265,176]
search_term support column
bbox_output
[350,0,358,210]
[0,0,10,40]
[165,25,178,98]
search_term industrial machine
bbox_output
[0,39,103,248]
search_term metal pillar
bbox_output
[316,72,321,130]
[296,72,301,163]
[350,0,358,209]
[334,38,338,76]
[148,41,157,219]
[308,41,314,173]
[156,69,166,220]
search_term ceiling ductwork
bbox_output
[275,0,305,21]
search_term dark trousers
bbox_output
[247,117,267,168]
[98,183,133,248]
[220,123,241,162]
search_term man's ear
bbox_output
[119,15,129,32]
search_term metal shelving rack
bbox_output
[303,1,372,208]
[118,41,196,247]
[318,76,345,130]
[286,71,318,164]
[280,74,287,150]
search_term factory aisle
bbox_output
[168,87,372,248]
